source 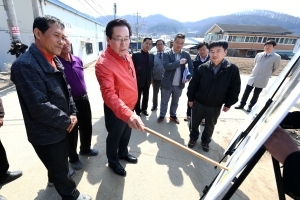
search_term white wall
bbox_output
[0,0,105,68]
[0,0,35,69]
[43,2,105,64]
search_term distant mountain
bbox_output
[97,10,300,36]
[184,10,300,36]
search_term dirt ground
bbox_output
[1,56,298,199]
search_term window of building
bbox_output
[232,36,237,42]
[275,38,279,43]
[292,39,297,44]
[85,42,93,54]
[218,34,222,39]
[279,38,284,44]
[263,37,267,43]
[228,36,232,41]
[284,38,289,44]
[287,38,296,44]
[245,37,254,42]
[247,50,256,57]
[223,35,228,41]
[236,36,245,42]
[267,37,275,41]
[257,37,263,43]
[98,42,103,51]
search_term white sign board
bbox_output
[204,53,300,200]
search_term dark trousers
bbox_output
[68,96,92,163]
[104,104,132,165]
[189,101,221,144]
[134,84,150,114]
[186,102,192,117]
[240,84,263,107]
[0,139,9,182]
[152,80,161,109]
[33,137,80,200]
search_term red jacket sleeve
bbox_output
[95,62,133,123]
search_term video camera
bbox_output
[7,40,28,58]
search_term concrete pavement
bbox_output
[0,65,292,200]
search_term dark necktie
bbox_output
[159,52,162,59]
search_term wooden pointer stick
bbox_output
[144,127,229,171]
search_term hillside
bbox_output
[97,10,300,36]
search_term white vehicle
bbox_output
[149,46,171,54]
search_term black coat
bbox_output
[11,44,77,145]
[187,59,241,108]
[192,54,210,68]
[132,51,154,87]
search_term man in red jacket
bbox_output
[95,19,144,177]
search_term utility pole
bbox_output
[113,3,116,19]
[3,0,21,42]
[134,12,142,51]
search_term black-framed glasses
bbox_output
[111,37,130,43]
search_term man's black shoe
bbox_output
[151,107,157,111]
[188,139,196,148]
[202,142,210,152]
[0,171,22,186]
[79,149,98,156]
[119,154,138,163]
[108,163,126,176]
[169,116,180,124]
[142,110,149,116]
[157,116,164,123]
[234,104,244,109]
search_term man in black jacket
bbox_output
[132,38,154,116]
[10,15,90,200]
[187,41,241,152]
[184,42,210,122]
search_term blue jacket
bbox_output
[161,50,194,90]
[11,44,77,145]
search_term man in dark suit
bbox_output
[157,33,194,124]
[132,38,154,116]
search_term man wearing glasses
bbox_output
[96,19,144,177]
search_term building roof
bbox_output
[210,23,293,35]
[47,0,104,26]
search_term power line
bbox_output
[77,0,110,22]
[83,0,110,22]
[93,0,114,20]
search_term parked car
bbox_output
[279,54,291,60]
[149,46,171,54]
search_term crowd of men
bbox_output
[0,15,299,200]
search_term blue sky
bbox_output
[59,0,300,23]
